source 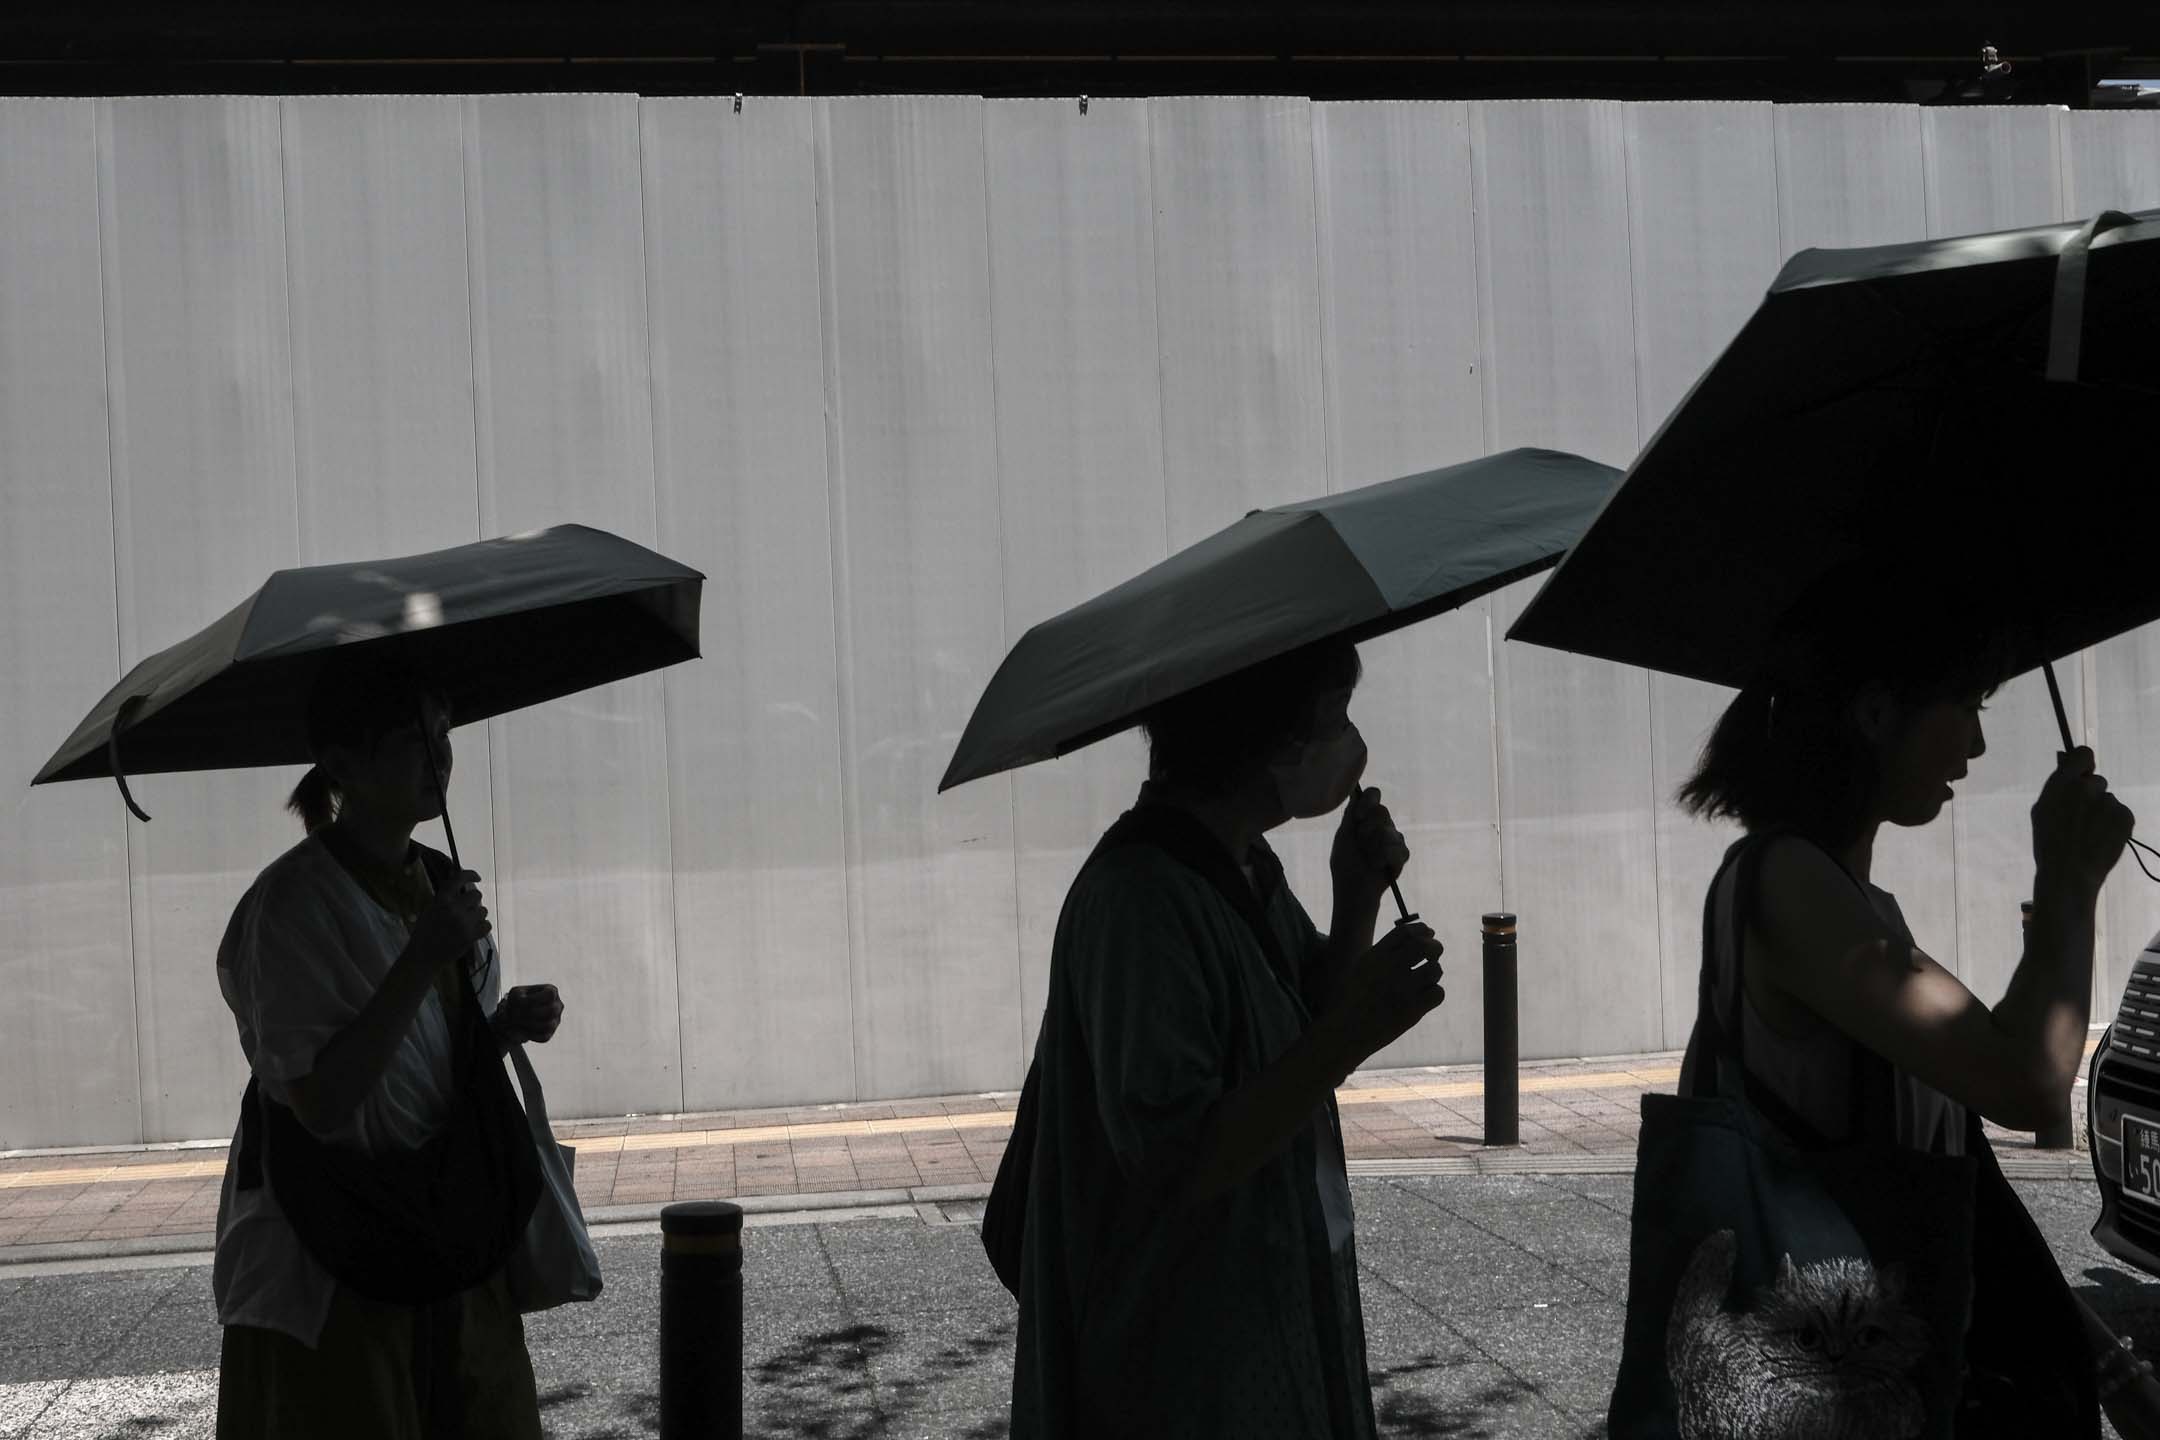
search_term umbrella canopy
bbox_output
[35,524,703,788]
[1508,208,2160,695]
[941,448,1621,792]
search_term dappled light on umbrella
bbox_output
[33,524,704,864]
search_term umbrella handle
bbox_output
[109,695,151,823]
[417,698,462,872]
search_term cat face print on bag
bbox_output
[1667,1229,1932,1440]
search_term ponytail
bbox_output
[286,765,340,833]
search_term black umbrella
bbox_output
[34,524,703,865]
[1509,208,2160,751]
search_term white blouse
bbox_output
[211,833,502,1346]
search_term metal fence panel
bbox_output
[1311,99,1498,1065]
[819,96,1020,1098]
[640,97,858,1111]
[981,97,1169,1060]
[1620,101,1781,1046]
[463,94,683,1117]
[0,101,139,1148]
[96,97,300,1142]
[1473,99,1663,1060]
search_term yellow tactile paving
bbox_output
[7,1043,2104,1192]
[584,1110,1021,1157]
[0,1158,224,1192]
[0,1065,1689,1190]
[1336,1066,1681,1106]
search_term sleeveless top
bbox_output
[1704,839,1968,1156]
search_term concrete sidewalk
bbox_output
[0,1048,2095,1264]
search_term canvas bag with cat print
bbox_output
[1608,833,1981,1440]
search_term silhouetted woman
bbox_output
[1011,639,1446,1437]
[1675,583,2160,1437]
[213,662,564,1439]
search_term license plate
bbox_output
[2124,1114,2160,1208]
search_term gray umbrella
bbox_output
[940,447,1620,793]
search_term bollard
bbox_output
[1483,913,1520,1148]
[661,1200,744,1440]
[2025,900,2076,1150]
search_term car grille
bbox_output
[2100,1054,2160,1115]
[2114,1186,2160,1258]
[2112,952,2160,1058]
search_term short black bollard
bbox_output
[1483,912,1520,1148]
[661,1200,744,1440]
[2025,901,2076,1150]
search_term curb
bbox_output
[0,1184,1002,1270]
[582,1182,994,1228]
[0,1231,219,1267]
[0,1156,2099,1270]
[1347,1152,2094,1180]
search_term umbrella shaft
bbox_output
[418,701,464,873]
[2042,659,2075,753]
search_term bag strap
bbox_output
[1692,831,1898,1148]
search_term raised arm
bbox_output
[286,871,492,1132]
[1748,749,2132,1132]
[1305,786,1410,1015]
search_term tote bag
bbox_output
[502,1041,604,1313]
[1608,834,1980,1440]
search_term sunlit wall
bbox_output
[4,95,2158,1147]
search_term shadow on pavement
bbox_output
[1371,1353,1539,1437]
[2076,1264,2160,1349]
[551,1313,1015,1440]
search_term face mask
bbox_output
[1270,722,1367,820]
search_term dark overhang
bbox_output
[4,3,2157,104]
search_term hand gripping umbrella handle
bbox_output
[2042,650,2160,883]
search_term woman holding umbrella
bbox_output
[212,659,565,1439]
[1667,582,2160,1435]
[28,526,694,1434]
[1009,638,1446,1438]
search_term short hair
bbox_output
[1678,566,2012,846]
[1140,638,1363,795]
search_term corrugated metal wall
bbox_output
[4,96,2158,1148]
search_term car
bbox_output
[2088,934,2160,1273]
